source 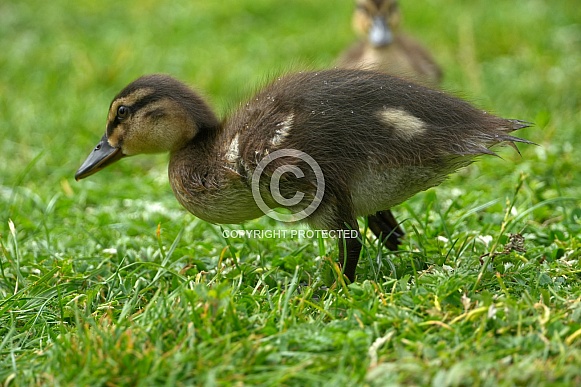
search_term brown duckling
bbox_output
[75,69,530,282]
[337,0,442,86]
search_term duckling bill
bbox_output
[76,134,125,178]
[76,70,531,282]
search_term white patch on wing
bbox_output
[379,108,426,140]
[225,133,240,162]
[271,113,294,147]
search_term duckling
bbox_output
[75,70,530,282]
[337,0,442,86]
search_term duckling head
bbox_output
[353,0,400,47]
[75,74,219,180]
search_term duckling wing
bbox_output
[227,69,530,217]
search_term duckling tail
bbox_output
[508,119,534,130]
[499,119,536,155]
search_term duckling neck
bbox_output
[169,125,224,194]
[168,125,262,224]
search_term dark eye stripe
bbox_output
[129,94,164,114]
[144,107,165,119]
[356,4,373,15]
[106,120,117,138]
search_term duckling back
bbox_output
[231,70,525,168]
[227,70,529,220]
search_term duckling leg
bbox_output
[338,226,363,283]
[310,200,362,282]
[332,208,362,282]
[367,210,404,251]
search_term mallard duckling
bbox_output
[337,0,442,86]
[75,70,530,282]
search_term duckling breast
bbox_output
[169,149,263,224]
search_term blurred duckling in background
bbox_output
[76,69,530,282]
[337,0,442,86]
[337,0,443,247]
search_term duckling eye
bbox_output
[117,105,130,120]
[356,4,371,14]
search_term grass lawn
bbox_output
[1,0,580,385]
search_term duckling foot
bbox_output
[367,210,404,251]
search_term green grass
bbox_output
[1,0,580,385]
